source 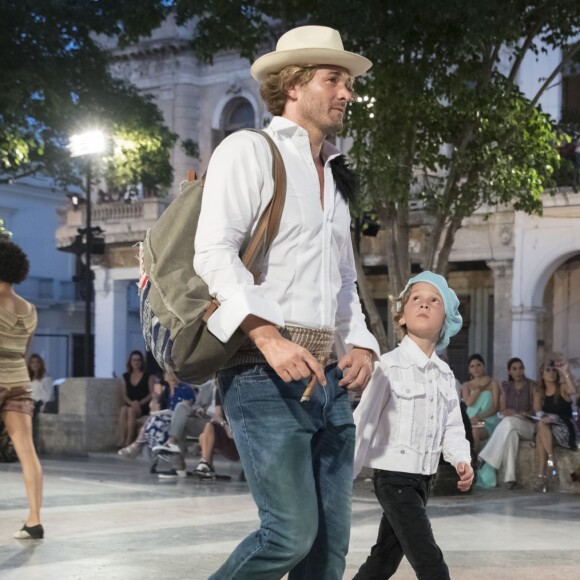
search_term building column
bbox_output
[487,260,513,381]
[511,306,542,380]
[94,267,129,379]
[552,267,571,357]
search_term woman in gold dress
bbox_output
[0,240,43,539]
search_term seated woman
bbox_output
[477,357,536,488]
[461,354,501,454]
[118,371,194,464]
[194,389,239,479]
[117,351,155,448]
[532,359,577,493]
[27,354,53,414]
[27,353,53,450]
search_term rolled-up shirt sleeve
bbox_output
[194,132,285,343]
[335,225,380,359]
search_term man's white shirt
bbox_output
[194,116,379,358]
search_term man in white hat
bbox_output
[194,25,379,579]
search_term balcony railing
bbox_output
[91,202,144,221]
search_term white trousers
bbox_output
[478,416,535,482]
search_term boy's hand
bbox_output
[456,462,474,492]
[338,348,374,391]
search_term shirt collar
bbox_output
[399,335,450,373]
[268,116,342,163]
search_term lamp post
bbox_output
[69,130,106,377]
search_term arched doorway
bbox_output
[511,208,580,379]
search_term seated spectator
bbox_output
[118,371,194,464]
[27,353,53,450]
[476,357,536,489]
[462,354,501,454]
[194,389,239,479]
[532,358,577,492]
[153,378,216,457]
[27,354,53,414]
[117,350,155,448]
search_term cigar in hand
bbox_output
[300,357,328,403]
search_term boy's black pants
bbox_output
[354,469,450,580]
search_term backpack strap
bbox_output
[201,129,287,322]
[239,129,287,280]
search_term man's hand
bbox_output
[456,462,474,492]
[338,348,374,392]
[258,334,326,386]
[242,316,326,386]
[502,408,516,417]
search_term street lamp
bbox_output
[69,129,106,377]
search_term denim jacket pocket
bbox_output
[390,368,426,445]
[436,376,456,402]
[391,381,426,400]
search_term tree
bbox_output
[106,0,580,351]
[0,218,11,240]
[0,0,178,194]
[344,0,580,292]
[158,0,580,294]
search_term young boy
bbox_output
[353,271,473,580]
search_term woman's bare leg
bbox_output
[199,423,216,465]
[118,406,128,447]
[535,423,551,475]
[472,426,488,456]
[1,411,43,526]
[125,407,140,446]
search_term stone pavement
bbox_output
[1,453,580,579]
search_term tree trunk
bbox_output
[381,208,410,295]
[434,217,463,275]
[353,244,390,353]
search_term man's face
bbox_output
[292,66,353,136]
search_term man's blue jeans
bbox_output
[209,363,355,580]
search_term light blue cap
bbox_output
[396,271,462,350]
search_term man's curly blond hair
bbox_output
[260,65,318,116]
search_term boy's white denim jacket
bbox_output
[353,336,471,476]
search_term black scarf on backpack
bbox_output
[330,155,358,205]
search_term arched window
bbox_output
[212,97,255,150]
[224,98,255,135]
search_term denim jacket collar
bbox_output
[398,336,450,374]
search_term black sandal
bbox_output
[14,524,44,539]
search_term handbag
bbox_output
[139,130,286,383]
[475,461,497,489]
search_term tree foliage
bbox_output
[0,0,177,193]
[157,0,580,292]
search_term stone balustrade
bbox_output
[37,378,121,455]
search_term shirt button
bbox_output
[400,450,405,454]
[406,389,411,393]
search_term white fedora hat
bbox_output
[251,25,372,82]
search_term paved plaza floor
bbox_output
[1,453,580,579]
